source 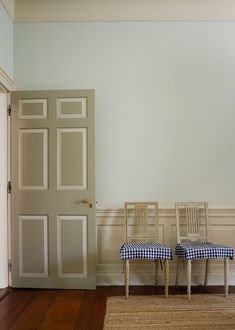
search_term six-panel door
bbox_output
[11,90,96,289]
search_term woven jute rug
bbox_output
[103,294,235,329]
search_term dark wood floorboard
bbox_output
[0,286,234,329]
[0,288,11,302]
[10,290,56,330]
[0,290,37,329]
[38,290,84,330]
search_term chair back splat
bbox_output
[125,202,158,242]
[176,202,209,243]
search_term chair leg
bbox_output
[125,260,129,299]
[224,258,229,298]
[187,259,191,299]
[204,259,209,286]
[175,257,179,287]
[155,259,159,287]
[164,260,169,298]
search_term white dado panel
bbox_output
[97,225,124,265]
[96,208,235,286]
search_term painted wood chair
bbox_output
[175,202,234,299]
[120,202,172,299]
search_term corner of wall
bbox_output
[1,0,15,22]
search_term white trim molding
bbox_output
[14,0,235,22]
[0,67,15,92]
[1,0,14,21]
[96,208,235,286]
[0,93,8,288]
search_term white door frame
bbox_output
[0,66,15,288]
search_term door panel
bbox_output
[57,97,87,118]
[19,129,48,189]
[19,215,48,277]
[11,90,96,289]
[58,128,87,189]
[19,99,47,119]
[57,215,87,277]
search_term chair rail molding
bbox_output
[96,208,235,286]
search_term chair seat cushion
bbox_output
[175,242,234,260]
[120,242,172,260]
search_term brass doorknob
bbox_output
[81,198,92,208]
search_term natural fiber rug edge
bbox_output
[103,294,235,330]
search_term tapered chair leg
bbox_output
[204,259,209,286]
[125,260,129,299]
[164,260,169,298]
[175,257,179,287]
[224,258,229,298]
[155,259,159,287]
[187,259,191,299]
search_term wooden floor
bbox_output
[0,286,235,329]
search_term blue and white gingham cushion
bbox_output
[175,242,234,260]
[120,242,172,260]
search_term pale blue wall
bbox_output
[14,22,235,208]
[0,1,13,78]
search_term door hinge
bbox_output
[8,260,12,272]
[8,105,11,116]
[7,181,11,194]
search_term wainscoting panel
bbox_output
[96,208,235,286]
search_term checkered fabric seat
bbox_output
[120,242,172,260]
[175,202,234,299]
[175,242,234,260]
[121,202,171,299]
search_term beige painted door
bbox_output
[11,90,96,289]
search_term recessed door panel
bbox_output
[57,128,87,190]
[19,129,48,190]
[19,215,48,277]
[57,97,87,118]
[57,216,87,277]
[19,99,47,119]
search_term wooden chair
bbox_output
[175,202,234,299]
[120,202,172,299]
